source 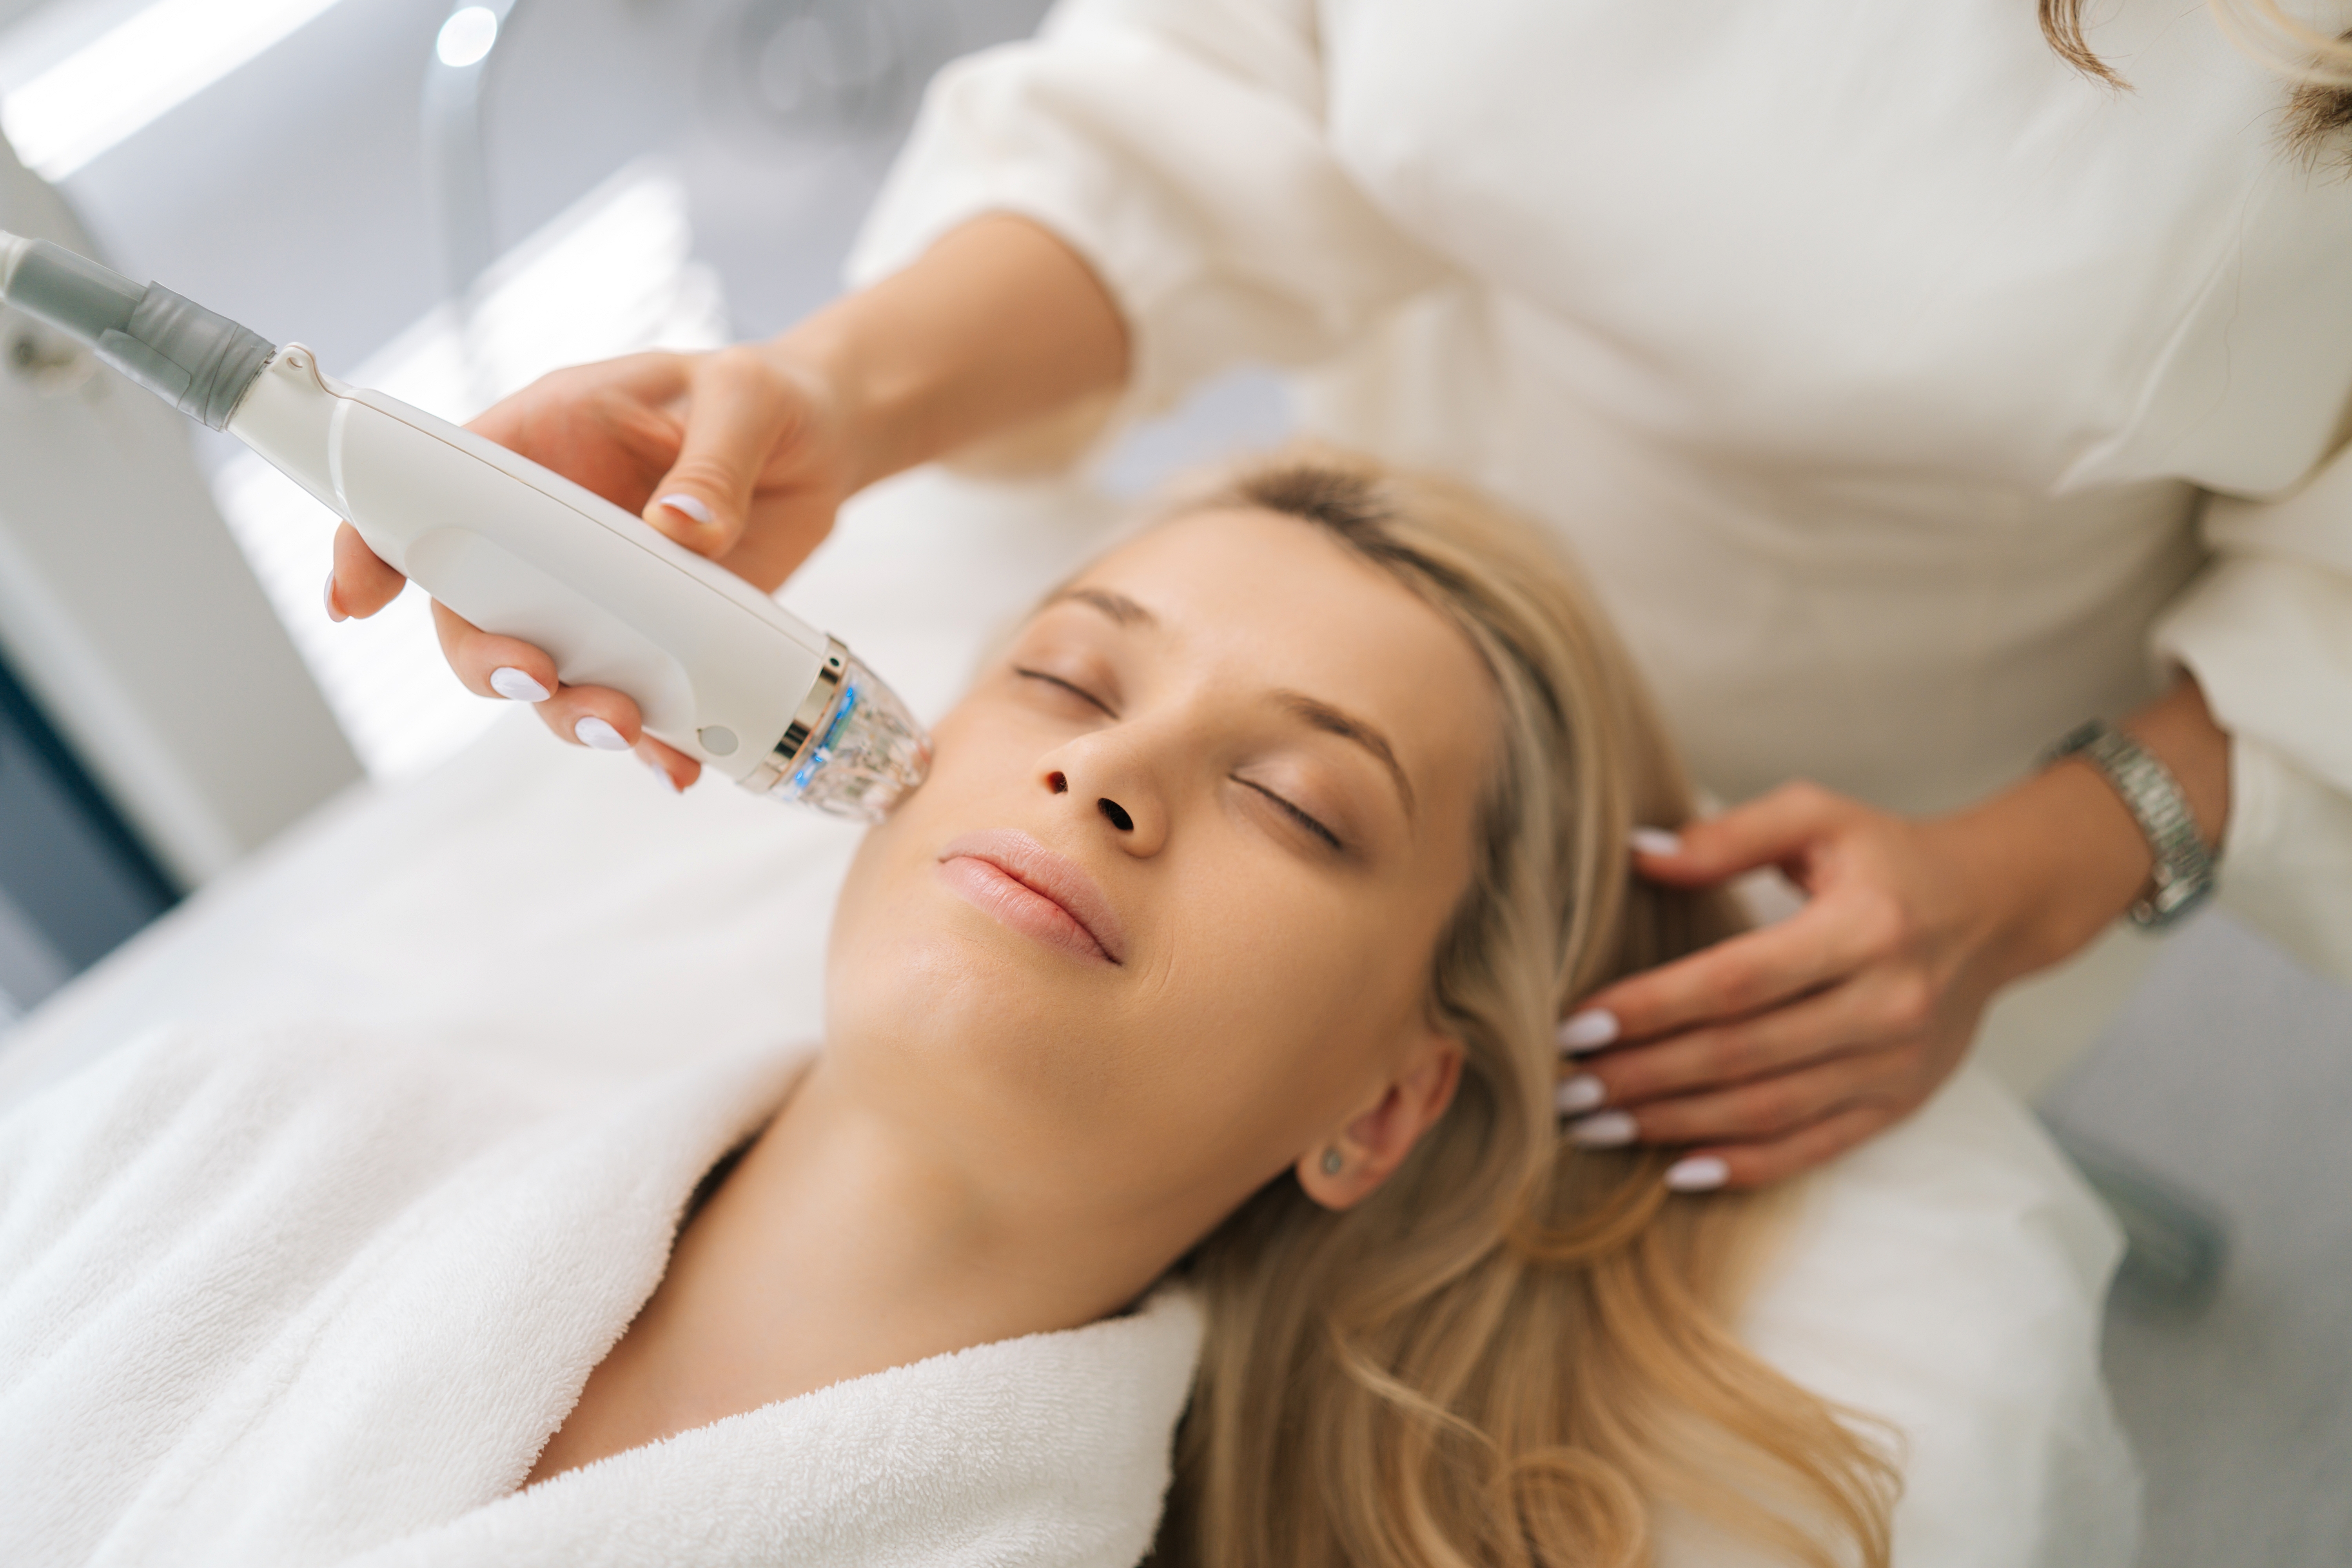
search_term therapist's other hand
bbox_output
[322,345,857,788]
[1555,780,2120,1189]
[1553,679,2229,1190]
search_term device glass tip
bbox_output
[767,652,932,822]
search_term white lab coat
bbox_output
[848,0,2352,991]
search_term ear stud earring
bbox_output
[1320,1149,1344,1176]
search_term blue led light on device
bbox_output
[793,681,862,793]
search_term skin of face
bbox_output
[823,505,1502,1248]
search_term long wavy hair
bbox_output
[1144,449,1897,1568]
[2042,0,2352,160]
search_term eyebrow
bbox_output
[1050,586,1157,627]
[1276,691,1416,819]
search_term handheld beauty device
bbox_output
[0,231,929,820]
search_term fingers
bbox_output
[467,345,846,592]
[431,599,558,701]
[1665,1105,1895,1192]
[642,346,811,560]
[1562,1053,1906,1192]
[428,601,697,790]
[465,355,693,524]
[328,522,408,619]
[1579,1051,1889,1149]
[1630,780,1856,887]
[1568,978,1894,1108]
[469,352,691,453]
[639,734,702,793]
[1574,890,1892,1046]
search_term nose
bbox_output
[1045,770,1136,832]
[1042,745,1166,854]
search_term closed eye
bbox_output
[1234,776,1344,852]
[1014,666,1117,719]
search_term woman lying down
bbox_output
[0,451,2119,1567]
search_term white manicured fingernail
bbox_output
[1630,826,1682,857]
[1568,1110,1638,1148]
[488,666,550,703]
[1555,1073,1607,1115]
[575,715,630,751]
[323,572,347,623]
[642,756,680,793]
[655,493,714,525]
[1665,1155,1729,1192]
[1557,1008,1619,1053]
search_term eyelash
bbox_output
[1234,776,1345,852]
[1014,666,1117,719]
[1014,668,1345,852]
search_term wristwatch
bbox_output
[2043,720,2217,929]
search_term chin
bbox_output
[826,905,1105,1099]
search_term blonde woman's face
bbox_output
[826,507,1500,1233]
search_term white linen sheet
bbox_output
[0,468,2138,1564]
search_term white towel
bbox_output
[0,1025,1204,1568]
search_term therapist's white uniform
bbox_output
[835,0,2352,1558]
[850,0,2352,1002]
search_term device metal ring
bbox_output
[744,638,849,791]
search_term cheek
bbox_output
[1118,858,1444,1168]
[823,728,976,1022]
[820,719,1123,1107]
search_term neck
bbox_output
[596,1053,1182,1441]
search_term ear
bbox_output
[1294,1031,1463,1212]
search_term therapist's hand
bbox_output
[323,213,1129,791]
[1553,681,2229,1190]
[325,345,857,788]
[1554,786,2034,1189]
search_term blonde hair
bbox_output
[1147,448,1896,1568]
[2041,0,2352,161]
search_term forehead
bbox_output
[1060,507,1501,811]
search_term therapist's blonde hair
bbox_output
[2043,0,2352,160]
[1149,449,1896,1568]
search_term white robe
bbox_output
[0,1024,1202,1568]
[848,0,2352,1005]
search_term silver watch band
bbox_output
[2044,720,2217,929]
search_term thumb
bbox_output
[1631,782,1851,886]
[643,348,800,559]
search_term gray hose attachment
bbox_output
[0,234,274,430]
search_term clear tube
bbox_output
[766,652,933,822]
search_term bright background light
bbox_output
[0,0,347,181]
[433,5,495,70]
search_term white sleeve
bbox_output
[846,0,1448,420]
[2153,452,2352,983]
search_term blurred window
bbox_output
[0,642,175,1023]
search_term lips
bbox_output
[935,829,1127,965]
